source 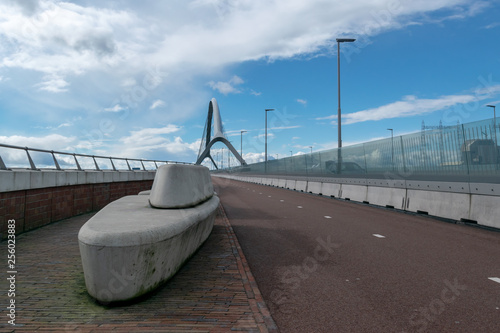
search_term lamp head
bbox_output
[336,38,356,43]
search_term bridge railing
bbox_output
[219,118,500,184]
[0,143,189,171]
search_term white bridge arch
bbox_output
[196,98,246,168]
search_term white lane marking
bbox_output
[373,234,386,238]
[259,193,262,195]
[324,216,332,219]
[268,195,272,197]
[488,277,500,284]
[297,206,303,209]
[280,200,284,202]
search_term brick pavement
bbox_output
[0,205,278,332]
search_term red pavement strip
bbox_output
[0,206,278,332]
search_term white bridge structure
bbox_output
[196,98,246,168]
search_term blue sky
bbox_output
[0,0,500,167]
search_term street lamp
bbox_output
[265,108,275,172]
[387,128,394,169]
[309,146,313,154]
[290,150,293,156]
[336,38,356,173]
[240,130,247,162]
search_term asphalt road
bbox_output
[213,177,500,333]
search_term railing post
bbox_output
[125,159,132,171]
[0,155,7,170]
[93,156,100,171]
[154,161,159,169]
[73,154,82,171]
[25,147,37,170]
[110,158,117,171]
[51,151,61,170]
[141,160,146,171]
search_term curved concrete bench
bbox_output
[78,164,218,304]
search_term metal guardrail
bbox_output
[0,143,190,171]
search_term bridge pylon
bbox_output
[196,98,247,168]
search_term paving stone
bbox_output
[0,206,277,332]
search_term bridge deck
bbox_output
[213,177,500,332]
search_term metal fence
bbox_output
[0,143,189,171]
[221,118,500,184]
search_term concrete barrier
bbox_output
[469,195,500,229]
[308,181,322,194]
[79,164,218,303]
[285,179,296,189]
[406,189,470,221]
[340,184,367,202]
[211,174,499,231]
[321,182,341,197]
[294,180,308,192]
[0,169,156,192]
[366,186,407,209]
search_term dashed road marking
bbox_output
[268,195,272,198]
[488,277,500,284]
[324,216,332,219]
[297,206,303,209]
[280,200,284,202]
[373,234,386,238]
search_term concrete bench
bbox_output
[78,164,219,304]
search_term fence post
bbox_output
[51,151,61,170]
[25,148,37,170]
[92,156,100,171]
[110,158,117,171]
[73,154,82,171]
[0,155,7,170]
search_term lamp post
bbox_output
[265,109,275,172]
[336,38,356,173]
[290,150,293,156]
[240,130,247,163]
[309,146,313,154]
[387,128,394,169]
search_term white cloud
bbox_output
[208,75,244,95]
[242,152,266,164]
[150,99,166,110]
[250,90,262,96]
[483,22,500,29]
[0,133,76,149]
[270,125,301,130]
[114,126,200,160]
[121,78,137,87]
[0,0,485,94]
[35,74,70,93]
[343,94,476,124]
[297,99,307,105]
[120,125,182,146]
[0,133,78,167]
[104,104,126,112]
[317,85,500,125]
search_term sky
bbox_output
[0,0,500,168]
